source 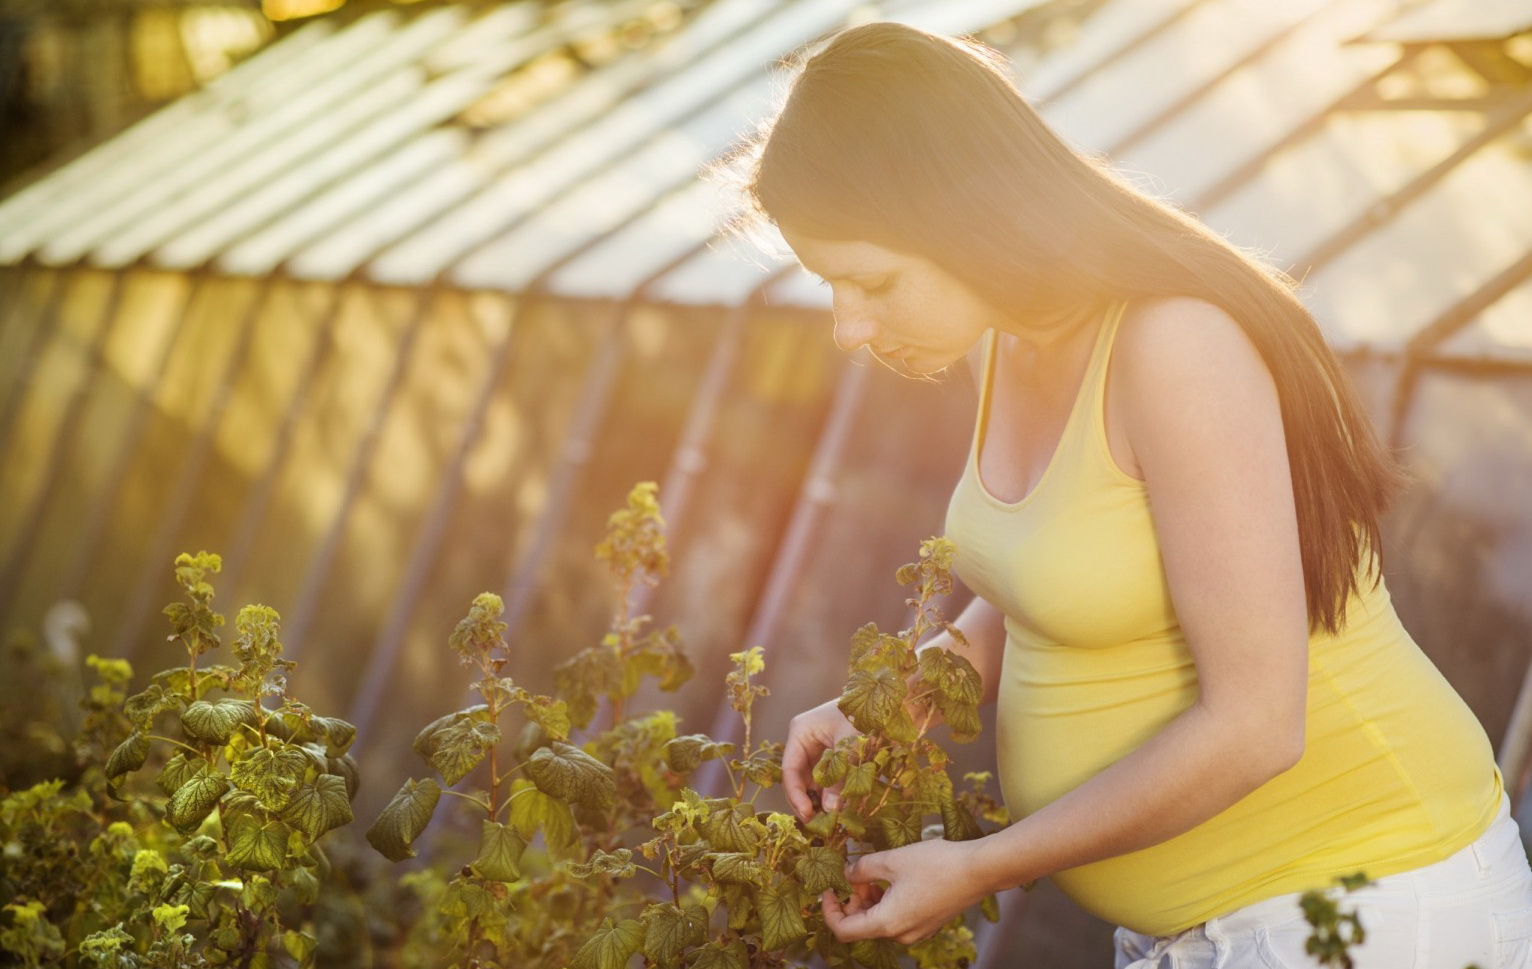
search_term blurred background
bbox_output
[1,0,1530,963]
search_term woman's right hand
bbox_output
[782,697,862,823]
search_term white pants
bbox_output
[1114,796,1532,968]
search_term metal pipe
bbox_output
[218,281,347,600]
[0,264,67,457]
[693,346,873,794]
[57,271,219,600]
[280,285,440,661]
[0,269,125,628]
[106,274,276,659]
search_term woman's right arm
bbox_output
[783,592,1008,820]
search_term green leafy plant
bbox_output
[0,552,359,968]
[372,484,1004,968]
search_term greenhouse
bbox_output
[1,0,1529,963]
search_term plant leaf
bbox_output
[850,938,903,969]
[507,780,577,849]
[794,846,851,895]
[842,762,877,800]
[526,741,615,810]
[570,917,644,969]
[641,902,707,965]
[180,699,258,745]
[366,778,440,862]
[754,878,808,951]
[567,848,636,880]
[707,852,766,888]
[155,752,203,798]
[940,795,983,843]
[664,734,733,774]
[812,747,850,789]
[700,802,763,855]
[166,766,230,832]
[873,805,923,850]
[280,774,353,841]
[311,716,356,757]
[224,814,290,871]
[838,668,915,741]
[689,938,749,969]
[229,744,307,811]
[105,732,150,784]
[470,820,526,882]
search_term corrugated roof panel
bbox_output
[1020,0,1196,101]
[423,2,541,72]
[0,18,338,243]
[35,9,465,267]
[1202,109,1487,270]
[153,67,502,270]
[217,129,469,277]
[1116,0,1398,204]
[366,0,865,285]
[1363,0,1532,44]
[543,178,724,298]
[1042,0,1327,153]
[1304,140,1532,351]
[8,13,404,265]
[451,79,773,290]
[287,0,774,281]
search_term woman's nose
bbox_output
[831,295,877,353]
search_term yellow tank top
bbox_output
[943,300,1503,936]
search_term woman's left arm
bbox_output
[824,298,1311,943]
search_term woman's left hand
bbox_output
[820,837,993,944]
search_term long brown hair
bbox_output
[731,22,1407,635]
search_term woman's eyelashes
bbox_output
[815,275,895,295]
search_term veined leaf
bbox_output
[874,805,922,850]
[180,699,258,745]
[520,695,571,742]
[754,879,808,951]
[812,747,850,789]
[689,938,749,969]
[842,762,877,800]
[327,753,359,801]
[794,846,851,895]
[641,902,707,964]
[123,684,181,730]
[850,938,903,969]
[280,774,353,841]
[311,716,356,757]
[166,766,230,832]
[571,917,644,969]
[225,815,290,871]
[664,734,733,774]
[700,802,763,855]
[229,745,307,811]
[105,732,150,783]
[527,741,615,810]
[839,668,915,741]
[567,848,635,880]
[707,852,765,888]
[470,820,526,882]
[156,752,203,798]
[507,780,576,849]
[940,795,983,843]
[366,778,440,862]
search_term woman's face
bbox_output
[781,230,1005,375]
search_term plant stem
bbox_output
[148,734,203,757]
[441,788,493,813]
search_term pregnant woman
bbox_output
[739,21,1532,968]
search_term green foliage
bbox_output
[0,551,359,969]
[373,485,1001,968]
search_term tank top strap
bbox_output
[1078,299,1129,419]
